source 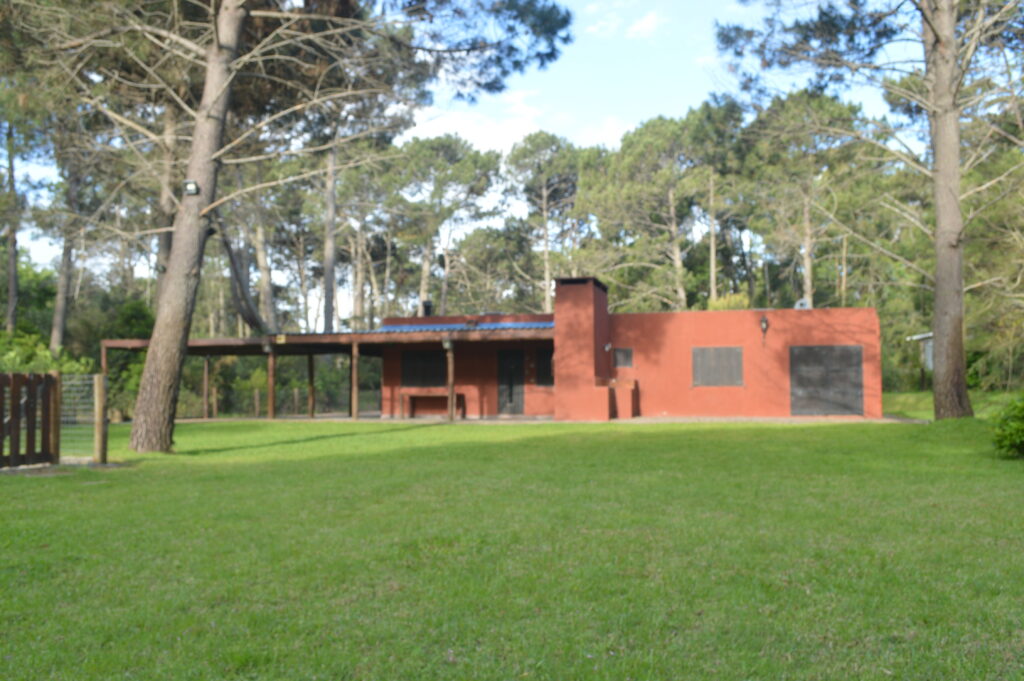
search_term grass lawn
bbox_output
[2,419,1022,680]
[884,390,1019,421]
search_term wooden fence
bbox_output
[0,373,61,469]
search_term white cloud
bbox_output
[625,10,665,40]
[584,15,622,36]
[575,115,631,150]
[399,90,544,154]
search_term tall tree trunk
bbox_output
[352,228,365,329]
[6,123,18,334]
[840,234,848,307]
[708,171,717,303]
[541,183,552,313]
[924,2,973,419]
[801,191,814,308]
[322,145,337,332]
[366,245,380,328]
[131,1,248,452]
[417,237,432,316]
[253,222,277,332]
[50,145,79,355]
[667,187,687,309]
[382,225,392,318]
[155,106,177,308]
[439,244,450,315]
[297,232,308,332]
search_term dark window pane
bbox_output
[693,347,743,386]
[789,345,863,415]
[536,348,554,386]
[401,350,446,387]
[613,348,633,368]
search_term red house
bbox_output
[103,277,882,420]
[376,277,881,420]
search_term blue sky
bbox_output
[403,0,756,152]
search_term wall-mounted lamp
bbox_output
[441,339,452,351]
[759,315,770,338]
[603,342,612,352]
[183,180,200,196]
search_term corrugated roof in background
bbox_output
[370,321,554,334]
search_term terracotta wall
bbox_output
[553,279,613,421]
[607,308,883,419]
[380,341,555,418]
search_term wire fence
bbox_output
[60,374,96,457]
[108,354,382,422]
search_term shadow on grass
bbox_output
[176,422,445,456]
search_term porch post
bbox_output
[307,354,315,418]
[202,356,210,420]
[350,342,360,420]
[267,351,276,420]
[445,339,455,422]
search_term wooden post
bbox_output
[50,372,62,465]
[350,342,360,420]
[100,344,108,375]
[212,386,219,418]
[202,356,210,419]
[293,387,299,414]
[306,354,315,418]
[25,375,37,464]
[253,388,260,417]
[93,373,107,464]
[41,375,52,461]
[445,341,455,422]
[267,352,276,420]
[0,375,8,468]
[10,374,21,468]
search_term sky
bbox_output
[399,0,755,153]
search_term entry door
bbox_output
[790,345,863,415]
[497,349,525,415]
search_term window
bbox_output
[536,348,554,386]
[401,350,446,387]
[613,348,633,368]
[692,347,743,387]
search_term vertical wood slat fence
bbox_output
[0,373,61,469]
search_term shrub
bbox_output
[993,394,1024,458]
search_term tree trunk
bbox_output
[382,225,392,318]
[840,234,848,307]
[708,171,717,303]
[352,228,365,329]
[417,237,432,316]
[667,186,687,309]
[541,183,552,313]
[130,1,248,452]
[323,144,337,332]
[297,232,308,332]
[439,244,450,315]
[253,222,277,332]
[6,123,18,334]
[924,1,973,419]
[50,146,79,355]
[155,106,177,308]
[801,191,814,308]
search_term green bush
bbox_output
[993,394,1024,458]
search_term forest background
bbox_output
[1,1,1022,439]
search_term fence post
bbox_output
[93,373,107,464]
[49,372,61,465]
[0,375,7,468]
[10,374,22,467]
[26,375,38,464]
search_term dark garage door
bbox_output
[790,345,863,416]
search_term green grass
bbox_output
[884,390,1019,421]
[2,419,1022,680]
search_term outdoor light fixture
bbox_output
[760,315,770,337]
[183,180,200,196]
[442,339,452,351]
[604,342,612,352]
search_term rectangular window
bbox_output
[401,350,446,387]
[613,348,633,368]
[693,347,743,387]
[536,348,554,386]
